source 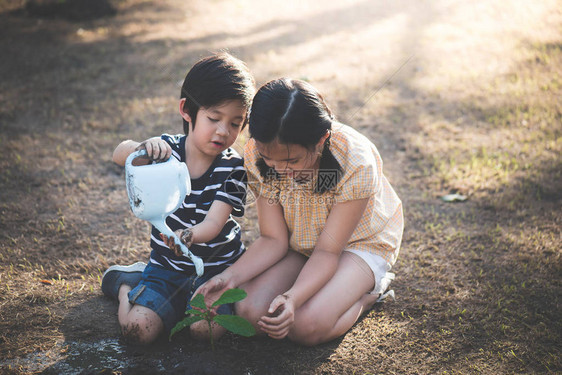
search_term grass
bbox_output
[412,42,562,213]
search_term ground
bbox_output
[0,0,561,374]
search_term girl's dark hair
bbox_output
[180,52,255,135]
[249,78,342,194]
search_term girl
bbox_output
[197,78,403,346]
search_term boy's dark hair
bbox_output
[180,52,255,135]
[249,78,342,194]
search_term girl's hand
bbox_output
[192,274,232,311]
[136,137,172,162]
[258,294,295,339]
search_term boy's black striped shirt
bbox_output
[148,134,246,275]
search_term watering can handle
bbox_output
[126,149,169,168]
[125,149,185,169]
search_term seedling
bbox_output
[170,288,255,350]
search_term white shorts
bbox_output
[344,249,395,296]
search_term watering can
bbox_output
[125,149,204,276]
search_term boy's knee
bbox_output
[121,315,162,345]
[189,320,226,342]
[122,323,153,345]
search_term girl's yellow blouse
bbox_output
[244,123,403,265]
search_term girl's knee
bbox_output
[235,299,265,330]
[288,314,329,346]
[289,324,325,346]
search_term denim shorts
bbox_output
[127,262,233,332]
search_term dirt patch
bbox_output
[0,0,561,374]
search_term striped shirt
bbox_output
[244,123,403,265]
[149,134,246,275]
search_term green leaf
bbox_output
[213,315,255,337]
[169,315,204,340]
[212,288,247,307]
[190,293,207,310]
[186,308,205,316]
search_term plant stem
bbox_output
[208,318,214,351]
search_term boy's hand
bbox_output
[136,137,172,163]
[160,230,185,257]
[160,228,194,257]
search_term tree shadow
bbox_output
[0,0,411,139]
[21,0,117,22]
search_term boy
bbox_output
[102,53,255,345]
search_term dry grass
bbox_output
[0,0,560,374]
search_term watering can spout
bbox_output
[124,149,204,277]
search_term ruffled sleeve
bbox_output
[331,127,381,203]
[335,162,378,203]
